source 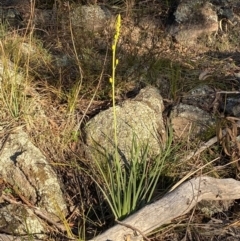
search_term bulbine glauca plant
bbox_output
[92,14,175,220]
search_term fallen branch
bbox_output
[90,176,240,241]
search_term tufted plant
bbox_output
[91,15,177,220]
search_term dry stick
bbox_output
[216,91,240,94]
[90,176,240,241]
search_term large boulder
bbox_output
[85,86,166,161]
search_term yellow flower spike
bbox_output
[111,14,121,152]
[116,14,121,32]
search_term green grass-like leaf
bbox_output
[92,127,176,220]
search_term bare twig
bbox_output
[216,91,240,94]
[115,219,151,241]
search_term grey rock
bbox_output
[0,204,45,237]
[85,86,166,161]
[211,0,240,8]
[70,5,112,32]
[0,0,55,28]
[0,130,67,235]
[213,0,240,24]
[0,59,24,85]
[218,7,235,20]
[169,1,218,44]
[53,54,74,68]
[17,42,52,69]
[33,9,56,27]
[171,103,215,139]
[223,96,240,117]
[169,0,240,45]
[118,16,162,55]
[233,71,240,81]
[197,199,234,217]
[182,85,216,111]
[0,0,29,6]
[174,0,208,23]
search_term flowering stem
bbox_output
[110,14,121,151]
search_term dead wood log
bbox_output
[90,176,240,241]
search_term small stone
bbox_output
[169,1,218,45]
[171,103,215,139]
[70,5,112,32]
[182,85,216,111]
